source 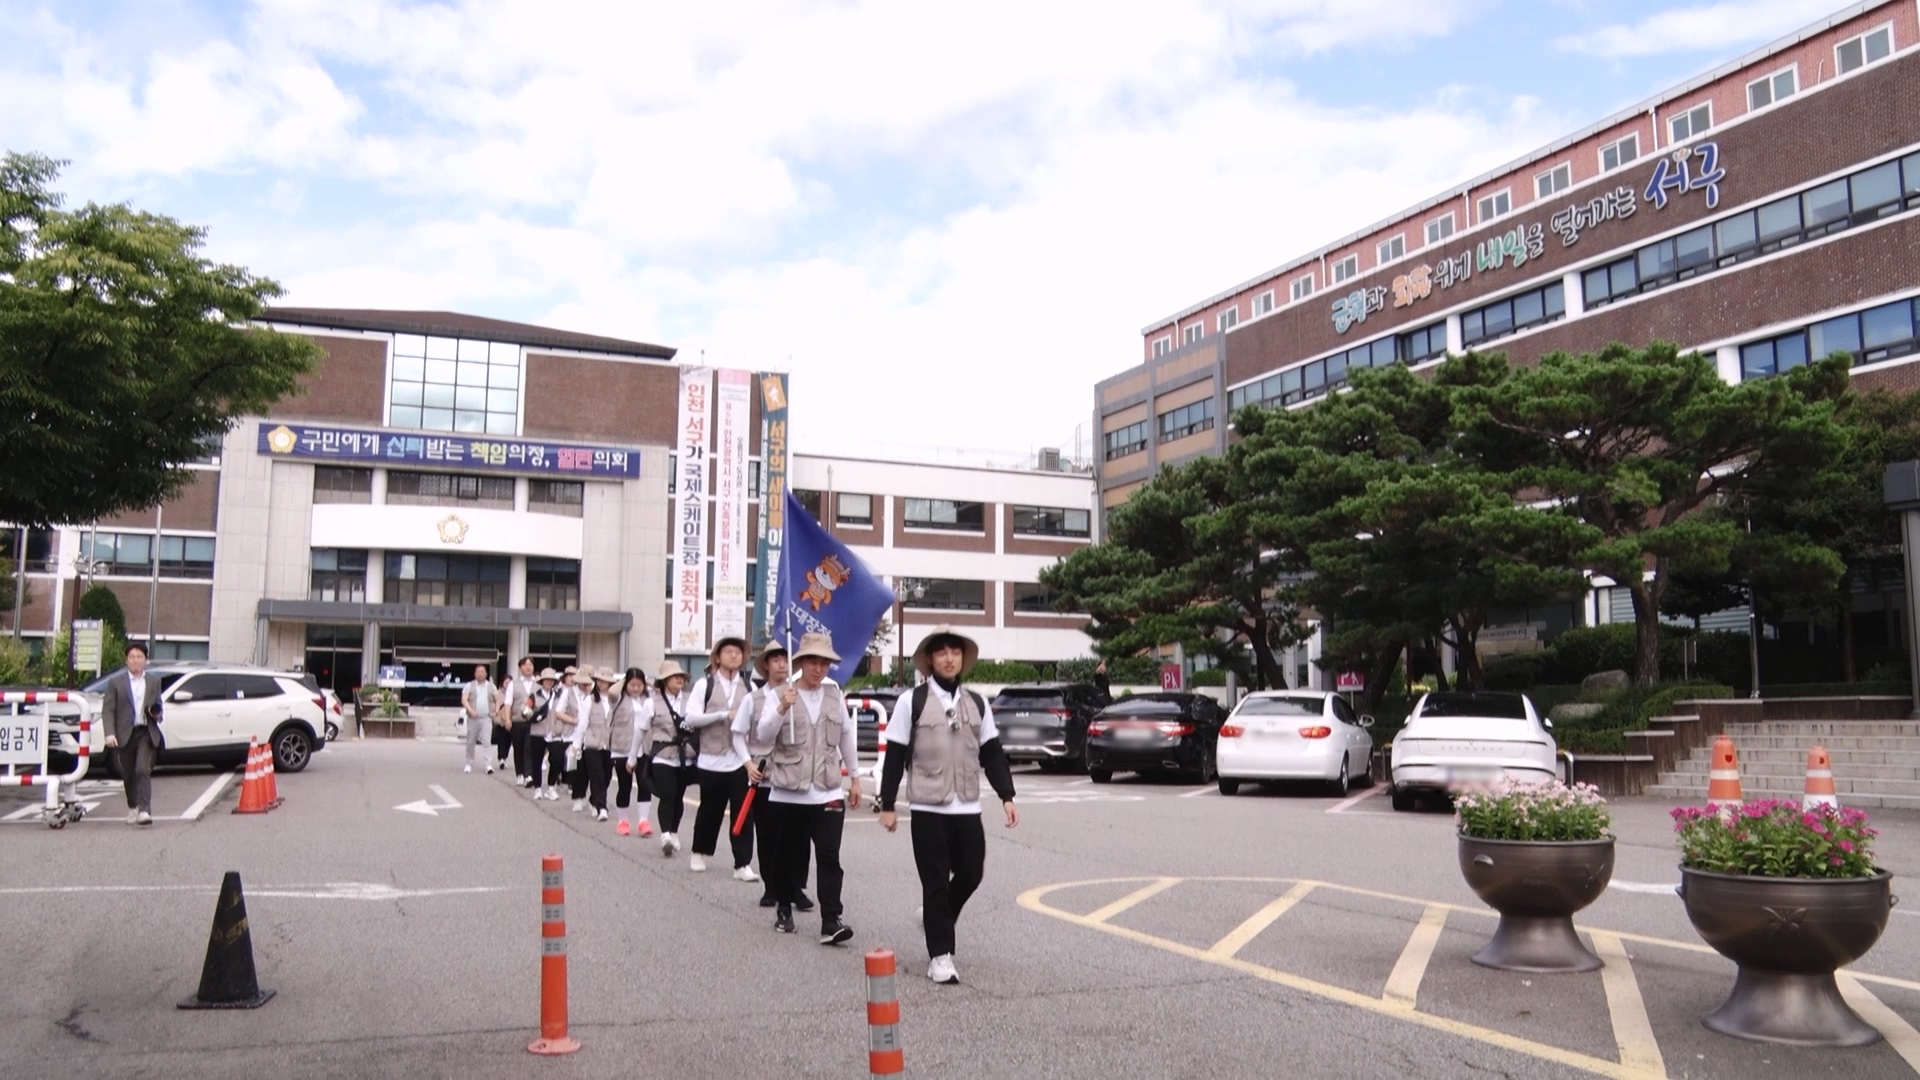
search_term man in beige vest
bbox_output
[755,632,859,944]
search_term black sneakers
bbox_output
[794,892,816,912]
[774,905,795,934]
[759,893,778,909]
[820,918,853,946]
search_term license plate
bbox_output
[1448,767,1499,783]
[1115,727,1155,741]
[1007,727,1038,742]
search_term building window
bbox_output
[1012,582,1062,614]
[387,334,521,436]
[86,532,152,576]
[190,432,225,466]
[1012,506,1091,538]
[158,535,215,579]
[1291,275,1315,301]
[836,493,873,527]
[1253,290,1275,316]
[1424,214,1455,246]
[1103,421,1150,461]
[903,578,987,611]
[1476,189,1511,222]
[1534,163,1572,199]
[525,557,581,610]
[1747,66,1797,110]
[386,470,515,509]
[1836,24,1892,74]
[2,528,57,574]
[1599,134,1639,172]
[1330,255,1358,283]
[528,479,584,518]
[1460,282,1566,347]
[147,641,210,661]
[313,466,373,504]
[1376,235,1405,264]
[1183,323,1203,345]
[309,548,368,603]
[384,552,511,608]
[527,631,578,673]
[791,489,823,520]
[903,498,985,532]
[1151,335,1173,358]
[1157,399,1215,443]
[1217,307,1239,332]
[1668,102,1711,143]
[1397,321,1448,364]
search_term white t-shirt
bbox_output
[128,673,148,727]
[885,682,999,816]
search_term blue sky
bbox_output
[0,0,1855,459]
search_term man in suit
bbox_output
[100,642,163,826]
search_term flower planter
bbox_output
[1678,866,1894,1046]
[1458,835,1614,972]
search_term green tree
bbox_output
[77,583,127,640]
[0,152,321,526]
[1455,342,1850,685]
[0,555,26,619]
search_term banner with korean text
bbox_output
[712,369,752,642]
[753,372,790,638]
[671,367,713,653]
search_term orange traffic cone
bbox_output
[261,743,282,809]
[1707,735,1744,816]
[233,741,270,815]
[1802,745,1838,811]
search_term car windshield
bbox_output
[1417,693,1528,719]
[992,690,1065,708]
[1235,697,1322,717]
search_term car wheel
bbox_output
[1390,785,1415,812]
[1217,777,1240,796]
[1328,755,1349,796]
[1192,744,1216,784]
[324,720,340,743]
[271,725,314,774]
[1089,768,1113,784]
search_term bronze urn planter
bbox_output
[1458,835,1615,972]
[1678,866,1895,1046]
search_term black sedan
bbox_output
[1085,693,1227,784]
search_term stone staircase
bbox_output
[1646,720,1920,810]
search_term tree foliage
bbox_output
[0,152,321,526]
[78,583,127,640]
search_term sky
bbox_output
[0,0,1859,463]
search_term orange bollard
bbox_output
[1803,745,1839,811]
[528,854,579,1055]
[1707,734,1744,816]
[866,949,903,1077]
[233,741,269,815]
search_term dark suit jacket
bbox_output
[100,670,165,746]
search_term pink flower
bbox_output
[1831,856,1844,866]
[1840,840,1855,853]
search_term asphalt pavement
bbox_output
[3,738,1919,1079]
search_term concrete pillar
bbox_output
[1445,314,1465,356]
[370,468,388,504]
[1562,271,1585,318]
[362,621,381,686]
[509,555,528,609]
[1903,511,1920,718]
[365,550,385,604]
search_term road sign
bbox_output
[0,710,47,768]
[1159,664,1184,691]
[1336,671,1365,693]
[71,619,104,675]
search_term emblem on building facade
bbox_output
[436,514,469,544]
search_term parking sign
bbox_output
[1336,671,1365,693]
[1159,664,1184,691]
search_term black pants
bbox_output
[650,759,696,833]
[511,722,535,780]
[582,748,612,811]
[911,811,987,959]
[614,758,638,809]
[753,782,802,896]
[117,726,157,811]
[771,799,844,919]
[491,722,511,765]
[543,737,569,787]
[568,752,589,799]
[692,766,753,867]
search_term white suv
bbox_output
[84,663,329,773]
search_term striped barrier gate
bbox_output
[0,691,95,829]
[866,949,903,1077]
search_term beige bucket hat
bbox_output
[537,668,561,683]
[912,626,979,679]
[791,632,841,665]
[590,666,618,684]
[654,660,689,688]
[752,640,790,680]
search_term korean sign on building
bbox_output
[671,368,712,654]
[258,423,640,477]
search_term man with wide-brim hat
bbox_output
[878,626,1018,985]
[682,637,758,877]
[643,660,694,856]
[736,640,812,911]
[754,632,860,944]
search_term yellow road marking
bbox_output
[1382,904,1447,1010]
[1591,931,1666,1077]
[1082,877,1180,925]
[1839,973,1920,1071]
[1020,879,1665,1080]
[1205,881,1316,960]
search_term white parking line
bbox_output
[1180,785,1216,798]
[179,771,237,820]
[1326,786,1385,814]
[1606,880,1679,896]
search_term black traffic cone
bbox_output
[178,871,275,1010]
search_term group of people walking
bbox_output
[457,625,1020,983]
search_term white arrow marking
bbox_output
[394,784,463,816]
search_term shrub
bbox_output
[1482,651,1552,690]
[0,635,29,685]
[1190,668,1228,687]
[78,585,128,640]
[1455,780,1611,841]
[1548,625,1639,682]
[969,660,1040,683]
[1673,802,1878,878]
[1054,655,1157,685]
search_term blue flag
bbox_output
[777,490,895,684]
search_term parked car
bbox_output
[1086,693,1226,783]
[1215,690,1375,795]
[992,682,1111,772]
[321,689,344,743]
[846,688,904,753]
[1388,691,1557,811]
[81,662,331,774]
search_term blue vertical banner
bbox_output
[753,372,790,641]
[777,489,893,685]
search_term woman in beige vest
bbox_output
[644,661,694,856]
[568,667,620,821]
[682,636,757,878]
[526,668,564,801]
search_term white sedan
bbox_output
[1215,690,1375,796]
[1389,691,1558,811]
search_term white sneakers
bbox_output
[927,955,959,985]
[542,787,561,801]
[127,809,139,825]
[661,832,681,857]
[733,866,760,883]
[572,799,586,813]
[136,810,152,826]
[595,808,608,822]
[690,854,708,873]
[463,764,472,774]
[485,763,495,775]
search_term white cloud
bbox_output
[1553,0,1841,59]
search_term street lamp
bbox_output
[894,578,926,685]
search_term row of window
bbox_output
[1158,399,1215,443]
[1461,281,1567,348]
[388,335,522,436]
[1586,149,1920,311]
[1152,23,1900,357]
[314,466,586,515]
[1740,296,1920,380]
[1226,319,1447,412]
[894,579,1066,614]
[1104,421,1150,461]
[73,532,216,579]
[309,549,582,610]
[788,491,1091,538]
